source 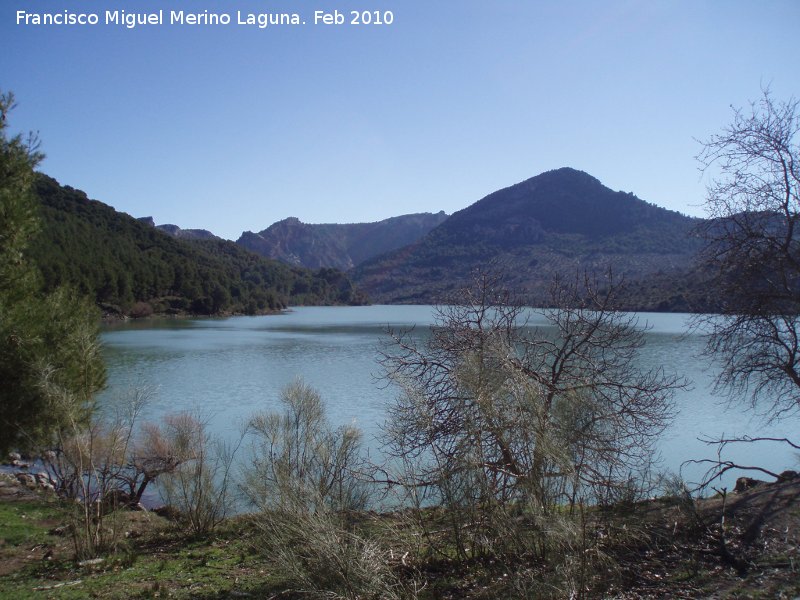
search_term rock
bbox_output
[8,452,21,462]
[49,525,70,536]
[101,489,132,512]
[734,477,766,493]
[15,472,37,489]
[153,505,182,520]
[78,557,104,567]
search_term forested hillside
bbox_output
[29,175,365,316]
[353,168,710,310]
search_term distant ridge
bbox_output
[237,211,448,270]
[155,223,220,241]
[352,168,706,310]
[136,217,221,241]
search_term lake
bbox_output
[99,305,800,492]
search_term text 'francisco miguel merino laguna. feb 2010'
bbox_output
[15,9,394,29]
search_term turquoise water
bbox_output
[99,306,800,492]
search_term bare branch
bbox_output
[694,89,800,420]
[382,268,682,517]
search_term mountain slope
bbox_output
[29,174,365,316]
[237,211,448,270]
[353,168,704,309]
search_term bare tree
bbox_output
[696,89,800,422]
[41,387,149,558]
[41,388,219,554]
[380,270,681,558]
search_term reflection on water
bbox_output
[99,306,799,492]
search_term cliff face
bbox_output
[155,224,220,241]
[137,217,221,241]
[236,212,449,270]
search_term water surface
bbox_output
[100,306,800,492]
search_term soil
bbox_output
[606,478,800,598]
[0,472,798,598]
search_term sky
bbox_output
[2,0,799,241]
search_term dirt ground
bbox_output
[604,477,800,598]
[1,471,798,598]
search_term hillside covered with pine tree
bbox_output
[29,174,366,317]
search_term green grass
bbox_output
[0,500,61,547]
[0,549,262,599]
[2,483,800,599]
[0,509,285,600]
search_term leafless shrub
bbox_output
[241,379,371,514]
[41,388,218,555]
[42,388,149,558]
[128,301,154,319]
[689,90,800,489]
[244,380,413,598]
[158,412,241,535]
[380,270,682,560]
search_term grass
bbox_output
[0,500,62,547]
[1,478,799,599]
[0,502,284,600]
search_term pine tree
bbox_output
[0,91,106,454]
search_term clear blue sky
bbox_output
[3,0,799,240]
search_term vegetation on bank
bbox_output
[2,278,795,598]
[2,471,799,599]
[30,174,366,318]
[3,87,800,599]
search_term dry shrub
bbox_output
[241,379,371,514]
[128,301,153,319]
[158,412,239,535]
[244,380,415,598]
[257,507,414,600]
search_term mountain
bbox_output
[136,217,221,240]
[29,174,366,316]
[237,212,449,270]
[352,168,706,310]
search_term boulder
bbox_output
[15,472,37,489]
[734,477,765,493]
